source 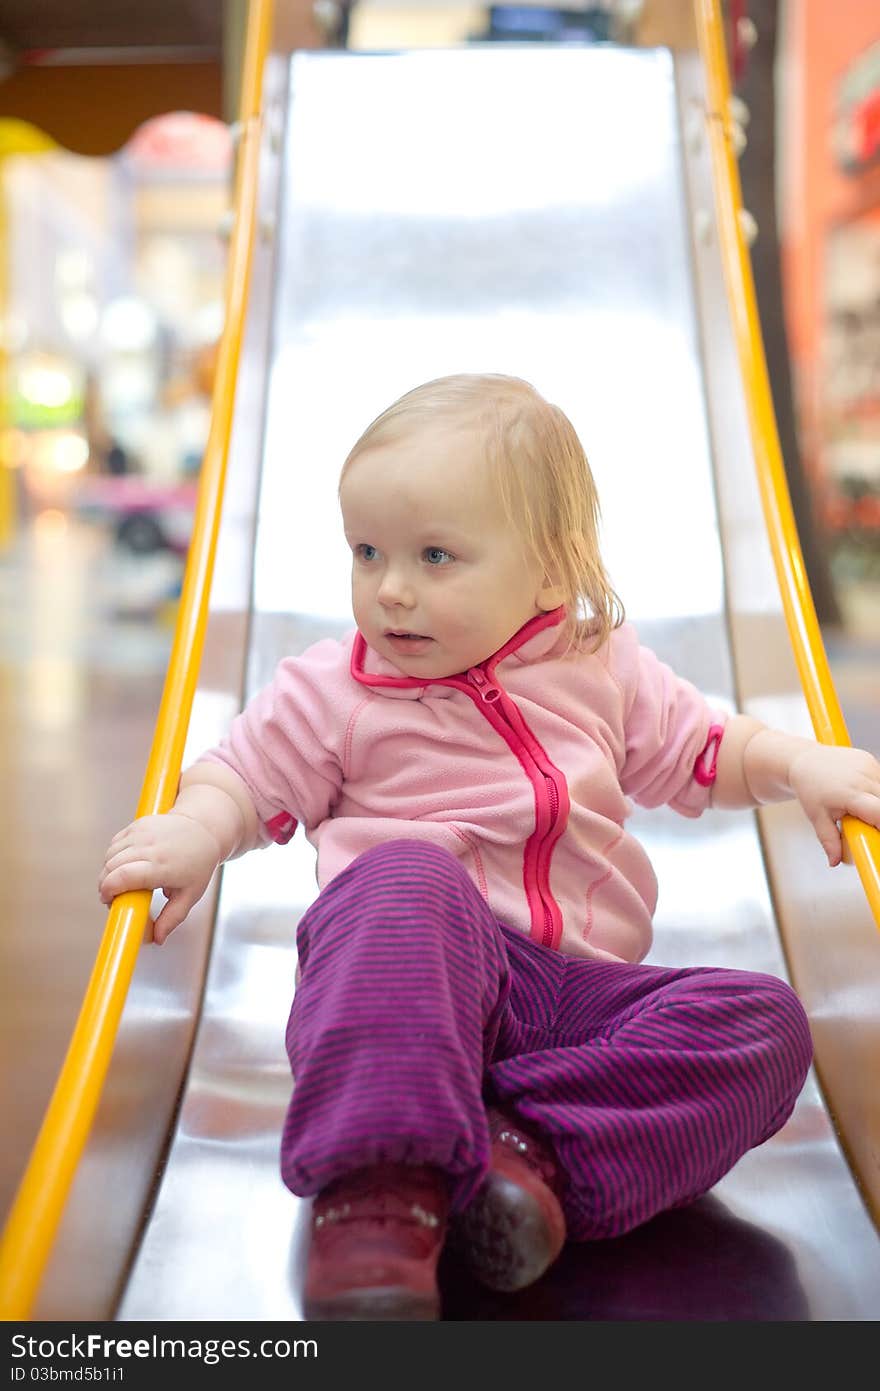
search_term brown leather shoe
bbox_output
[451,1108,566,1292]
[303,1163,448,1320]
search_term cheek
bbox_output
[350,571,370,614]
[425,582,468,627]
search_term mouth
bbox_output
[384,630,433,653]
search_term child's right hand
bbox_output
[99,812,223,944]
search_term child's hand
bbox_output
[99,812,223,944]
[788,744,880,867]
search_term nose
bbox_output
[377,565,415,609]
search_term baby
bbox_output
[100,374,880,1319]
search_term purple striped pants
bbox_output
[281,841,813,1240]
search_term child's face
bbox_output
[340,425,556,678]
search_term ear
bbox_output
[536,577,565,611]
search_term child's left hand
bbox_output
[788,744,880,866]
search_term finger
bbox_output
[100,836,150,874]
[100,834,165,879]
[152,891,192,946]
[101,845,144,877]
[108,826,140,849]
[101,840,160,879]
[813,811,842,866]
[99,861,161,902]
[843,792,880,831]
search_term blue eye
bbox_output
[355,544,378,561]
[424,547,453,566]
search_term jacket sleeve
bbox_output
[199,638,349,843]
[612,624,728,817]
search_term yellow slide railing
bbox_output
[0,0,275,1321]
[695,0,880,928]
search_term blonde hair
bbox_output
[339,373,624,653]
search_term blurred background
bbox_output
[2,0,880,1228]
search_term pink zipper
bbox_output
[350,609,571,948]
[460,663,569,949]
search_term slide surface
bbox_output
[103,45,880,1319]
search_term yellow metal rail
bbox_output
[0,0,275,1321]
[695,0,880,927]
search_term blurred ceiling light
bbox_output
[55,248,94,290]
[34,430,89,474]
[191,300,224,345]
[61,292,99,342]
[100,296,158,353]
[18,364,75,409]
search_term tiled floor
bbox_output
[2,512,879,1244]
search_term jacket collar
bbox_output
[350,606,567,693]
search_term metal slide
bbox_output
[50,45,880,1319]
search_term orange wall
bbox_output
[782,0,880,477]
[0,64,223,157]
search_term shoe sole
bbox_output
[452,1172,566,1293]
[303,1287,440,1321]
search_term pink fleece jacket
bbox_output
[202,607,726,963]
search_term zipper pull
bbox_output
[466,667,502,703]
